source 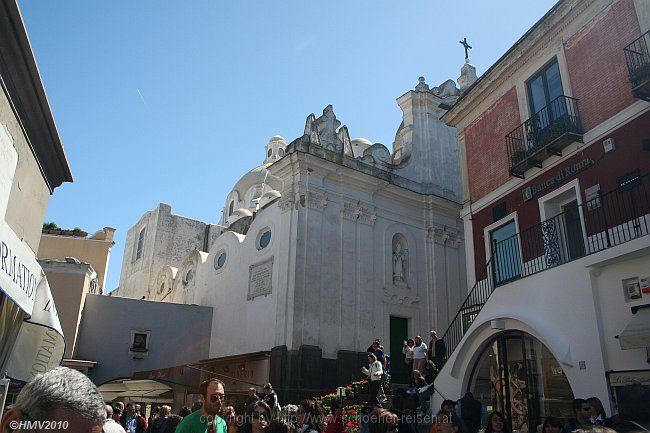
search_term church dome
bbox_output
[221,136,286,224]
[222,164,284,223]
[230,164,283,199]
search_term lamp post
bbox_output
[337,386,346,407]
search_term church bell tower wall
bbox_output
[393,86,462,203]
[116,203,212,298]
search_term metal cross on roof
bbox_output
[459,38,472,60]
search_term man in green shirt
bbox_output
[176,379,228,433]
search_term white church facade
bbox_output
[115,75,471,400]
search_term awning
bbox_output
[618,306,650,350]
[98,379,173,403]
[0,220,65,382]
[133,364,201,389]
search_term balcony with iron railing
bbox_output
[506,95,583,179]
[624,30,650,101]
[441,171,650,359]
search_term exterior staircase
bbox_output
[440,171,650,363]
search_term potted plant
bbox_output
[72,227,88,237]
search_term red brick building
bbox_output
[434,0,650,430]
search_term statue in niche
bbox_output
[392,240,408,285]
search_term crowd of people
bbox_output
[363,331,446,412]
[0,366,292,433]
[424,393,620,433]
[0,351,640,433]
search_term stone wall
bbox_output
[117,203,211,299]
[269,345,369,404]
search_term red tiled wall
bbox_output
[465,87,521,202]
[564,0,641,132]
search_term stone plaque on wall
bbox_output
[248,257,273,300]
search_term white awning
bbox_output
[98,379,173,402]
[618,307,650,350]
[0,220,65,382]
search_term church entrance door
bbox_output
[389,316,409,385]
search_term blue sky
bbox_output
[19,1,557,293]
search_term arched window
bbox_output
[392,233,408,285]
[267,148,273,158]
[228,200,234,216]
[278,148,285,157]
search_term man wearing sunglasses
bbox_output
[176,379,228,433]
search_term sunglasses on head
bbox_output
[210,394,226,403]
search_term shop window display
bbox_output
[469,331,574,433]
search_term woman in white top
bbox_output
[361,353,383,407]
[411,335,428,374]
[402,338,415,370]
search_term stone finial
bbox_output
[457,59,478,93]
[415,76,430,92]
[337,125,353,157]
[304,113,320,145]
[312,105,342,152]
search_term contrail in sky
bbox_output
[136,88,149,110]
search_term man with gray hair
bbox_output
[104,405,127,433]
[0,366,105,433]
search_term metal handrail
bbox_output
[505,95,582,174]
[441,171,649,361]
[624,30,650,87]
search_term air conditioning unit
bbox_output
[603,138,615,153]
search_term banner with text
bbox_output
[0,220,64,382]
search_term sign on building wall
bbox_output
[622,276,643,302]
[0,220,65,382]
[609,370,650,387]
[248,258,273,300]
[522,158,593,202]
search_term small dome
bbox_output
[352,138,372,146]
[262,190,281,200]
[259,190,282,209]
[265,135,288,164]
[351,138,373,158]
[233,208,253,217]
[225,208,254,226]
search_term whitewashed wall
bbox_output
[433,235,650,415]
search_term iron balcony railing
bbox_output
[441,171,650,360]
[624,30,650,101]
[506,95,583,178]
